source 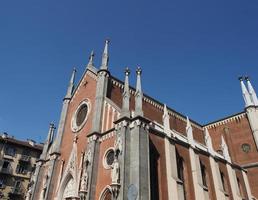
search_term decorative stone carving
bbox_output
[111,157,120,184]
[80,169,89,192]
[114,134,122,156]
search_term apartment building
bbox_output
[0,133,42,200]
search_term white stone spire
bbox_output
[239,76,253,107]
[204,128,215,155]
[65,68,76,99]
[40,123,55,160]
[221,136,231,162]
[186,117,194,145]
[100,39,109,70]
[87,50,94,69]
[163,104,170,135]
[246,77,258,106]
[135,67,143,116]
[121,67,130,117]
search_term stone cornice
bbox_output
[204,112,246,129]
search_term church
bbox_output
[28,40,258,200]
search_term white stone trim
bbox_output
[102,147,115,170]
[99,185,113,200]
[111,78,202,130]
[205,113,246,129]
[71,99,91,133]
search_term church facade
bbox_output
[28,40,258,200]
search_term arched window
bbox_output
[237,177,244,198]
[176,151,186,200]
[100,187,112,200]
[220,171,228,193]
[176,151,184,182]
[200,162,207,187]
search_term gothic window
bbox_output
[237,177,244,198]
[76,104,88,127]
[71,100,90,132]
[149,140,160,200]
[100,187,112,200]
[220,171,229,193]
[176,151,186,200]
[200,162,207,187]
[176,152,184,182]
[103,148,115,169]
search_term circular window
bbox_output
[76,104,88,127]
[103,148,115,169]
[241,143,251,153]
[71,100,90,132]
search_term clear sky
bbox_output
[0,0,258,142]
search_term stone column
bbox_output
[189,148,206,200]
[241,170,253,199]
[226,164,242,200]
[129,117,150,199]
[209,157,227,200]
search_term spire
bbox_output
[135,67,143,116]
[47,123,55,144]
[100,39,110,70]
[186,117,194,145]
[221,136,231,162]
[204,128,215,155]
[87,50,94,69]
[163,104,170,135]
[40,123,55,160]
[239,76,253,107]
[246,76,258,106]
[121,67,130,117]
[65,68,76,99]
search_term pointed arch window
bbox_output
[200,161,207,187]
[176,151,186,200]
[220,171,229,194]
[100,187,112,200]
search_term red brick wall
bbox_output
[199,154,217,200]
[49,71,97,198]
[108,81,205,144]
[149,132,168,200]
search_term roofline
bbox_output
[204,111,246,127]
[0,137,43,151]
[110,75,203,128]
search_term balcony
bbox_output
[19,154,31,162]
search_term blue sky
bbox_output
[0,0,258,142]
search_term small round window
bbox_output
[242,143,251,153]
[71,100,90,132]
[103,148,115,169]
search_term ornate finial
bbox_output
[87,50,94,68]
[49,122,55,128]
[245,76,250,81]
[101,39,110,69]
[125,67,130,76]
[104,39,110,54]
[136,66,142,75]
[121,67,130,117]
[90,50,94,60]
[238,76,244,81]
